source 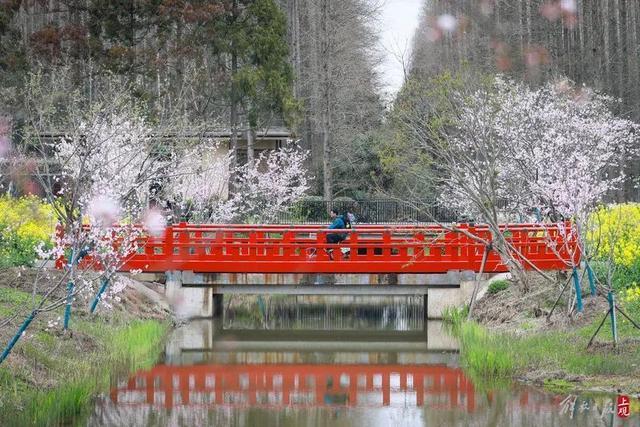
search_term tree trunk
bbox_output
[320,0,332,201]
[247,127,255,168]
[229,0,239,190]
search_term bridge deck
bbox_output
[118,222,578,274]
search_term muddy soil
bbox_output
[473,272,610,335]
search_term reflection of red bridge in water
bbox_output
[111,364,477,410]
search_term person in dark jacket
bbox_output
[325,209,348,260]
[326,209,347,244]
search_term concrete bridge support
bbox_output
[160,270,506,320]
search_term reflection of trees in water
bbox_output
[224,296,424,331]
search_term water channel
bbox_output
[89,296,637,426]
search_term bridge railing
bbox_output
[116,222,578,274]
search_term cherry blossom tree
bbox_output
[0,73,179,361]
[164,140,236,223]
[233,142,310,223]
[391,73,640,290]
[165,140,309,223]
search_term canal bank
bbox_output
[446,275,640,397]
[0,268,172,426]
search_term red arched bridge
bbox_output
[117,222,578,274]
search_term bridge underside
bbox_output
[163,270,480,287]
[156,270,506,320]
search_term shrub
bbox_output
[488,279,509,294]
[591,259,640,293]
[289,195,325,222]
[0,195,55,267]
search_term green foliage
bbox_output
[0,195,55,267]
[333,132,388,200]
[243,0,300,127]
[458,322,514,386]
[384,72,473,199]
[487,279,510,295]
[591,259,640,294]
[442,305,469,327]
[621,285,640,321]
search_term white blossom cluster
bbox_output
[441,76,640,222]
[167,140,309,223]
[233,143,310,223]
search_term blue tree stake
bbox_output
[607,291,618,345]
[572,267,583,312]
[586,263,597,296]
[63,248,76,331]
[90,277,110,314]
[63,281,74,330]
[0,311,36,364]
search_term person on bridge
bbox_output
[325,209,349,260]
[326,209,347,244]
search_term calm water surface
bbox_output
[89,296,639,426]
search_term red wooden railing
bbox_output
[114,222,578,274]
[110,363,476,410]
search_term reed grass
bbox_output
[443,304,640,392]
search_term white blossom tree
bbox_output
[165,140,309,223]
[0,72,179,357]
[233,142,310,222]
[392,73,640,290]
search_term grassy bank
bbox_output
[0,283,170,426]
[444,304,640,394]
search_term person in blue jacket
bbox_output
[326,209,347,244]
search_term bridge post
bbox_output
[165,271,214,319]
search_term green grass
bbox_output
[446,306,640,392]
[442,305,468,326]
[459,322,514,380]
[487,279,510,295]
[543,378,574,394]
[0,287,43,317]
[0,287,169,426]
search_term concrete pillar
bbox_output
[425,275,503,319]
[165,271,213,319]
[426,281,474,319]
